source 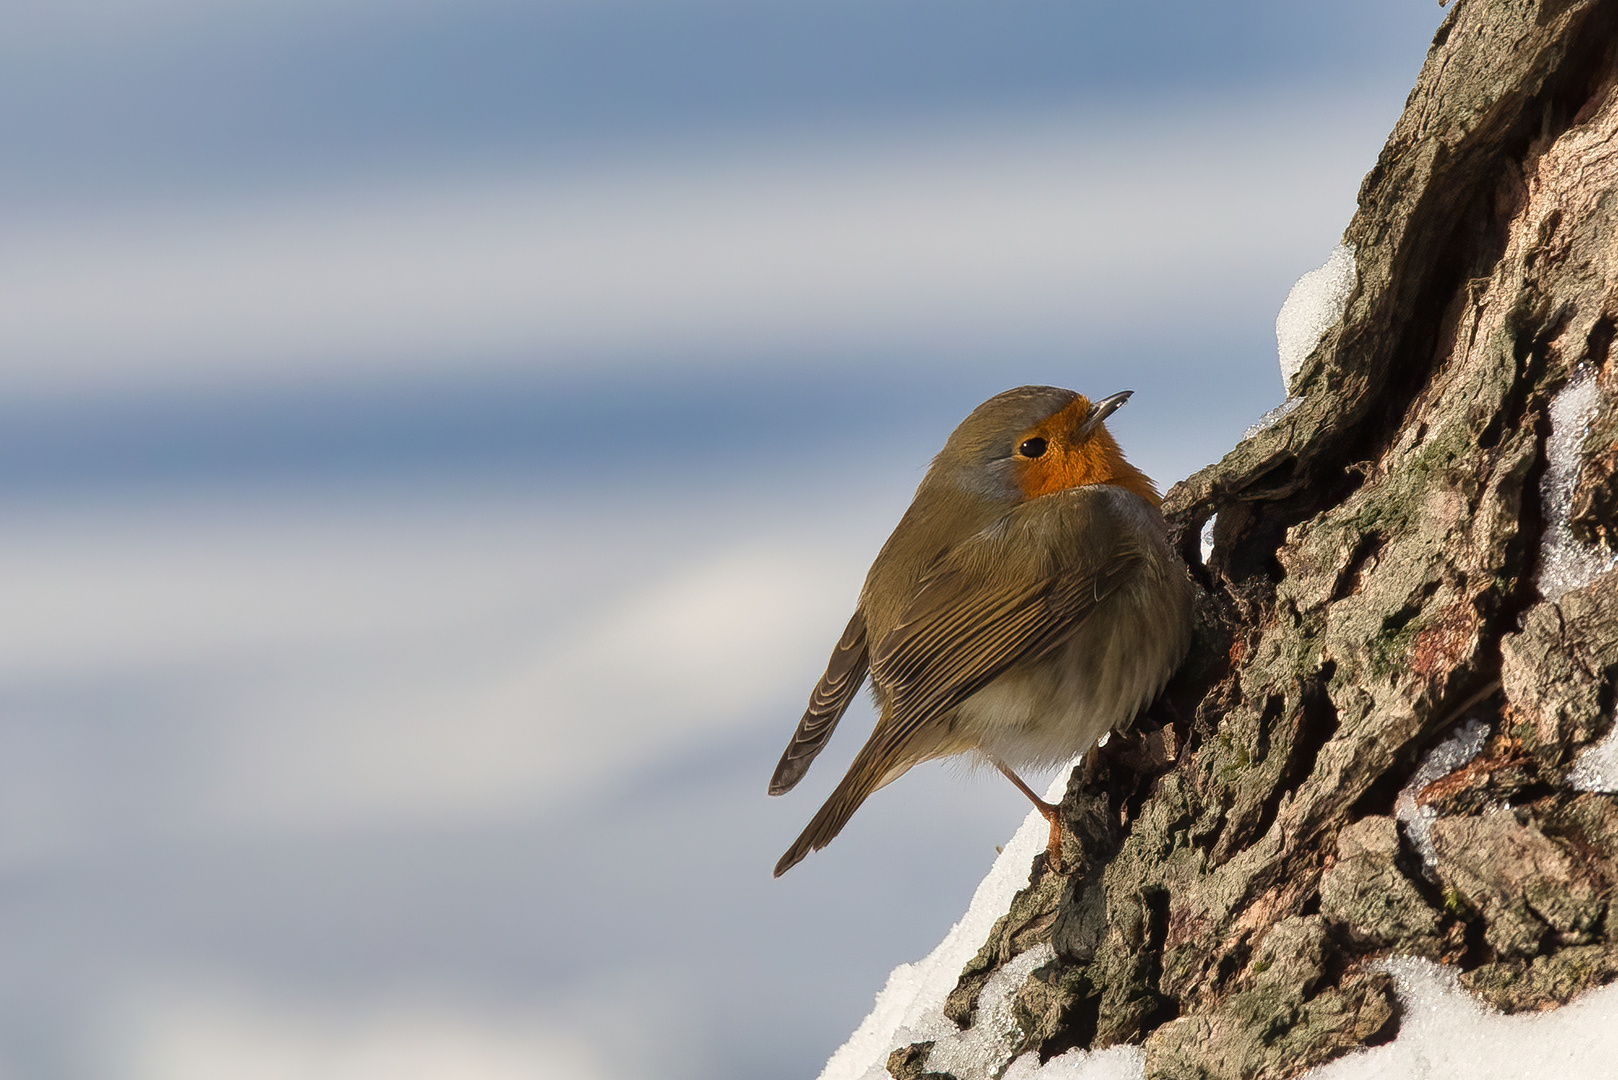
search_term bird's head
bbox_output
[932,385,1160,508]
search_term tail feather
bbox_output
[769,612,869,796]
[773,748,912,877]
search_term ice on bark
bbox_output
[1394,719,1490,876]
[1535,370,1617,603]
[924,944,1056,1079]
[1243,395,1304,439]
[1568,711,1618,794]
[1001,1044,1146,1079]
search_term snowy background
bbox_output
[0,2,1450,1078]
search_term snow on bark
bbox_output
[1276,245,1355,394]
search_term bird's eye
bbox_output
[1018,437,1048,459]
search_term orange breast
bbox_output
[1015,399,1160,506]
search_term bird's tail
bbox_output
[773,747,911,877]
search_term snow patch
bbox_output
[1276,243,1355,393]
[817,767,1076,1080]
[1568,712,1618,794]
[1307,957,1618,1080]
[1393,719,1489,877]
[1535,370,1617,603]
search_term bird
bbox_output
[768,385,1193,877]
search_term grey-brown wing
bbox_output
[863,546,1143,765]
[772,536,1141,876]
[768,610,869,795]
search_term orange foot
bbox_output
[994,761,1067,874]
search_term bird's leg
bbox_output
[993,761,1065,873]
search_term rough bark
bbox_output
[891,1,1618,1077]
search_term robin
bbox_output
[769,385,1193,877]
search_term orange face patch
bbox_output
[1013,396,1160,506]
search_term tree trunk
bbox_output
[890,1,1618,1076]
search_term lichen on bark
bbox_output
[889,1,1618,1077]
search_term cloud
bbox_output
[102,983,641,1080]
[0,0,539,50]
[0,94,1386,400]
[0,484,885,857]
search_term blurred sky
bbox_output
[0,3,1446,1079]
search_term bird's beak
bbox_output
[1079,390,1133,436]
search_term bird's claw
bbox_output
[1044,815,1068,875]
